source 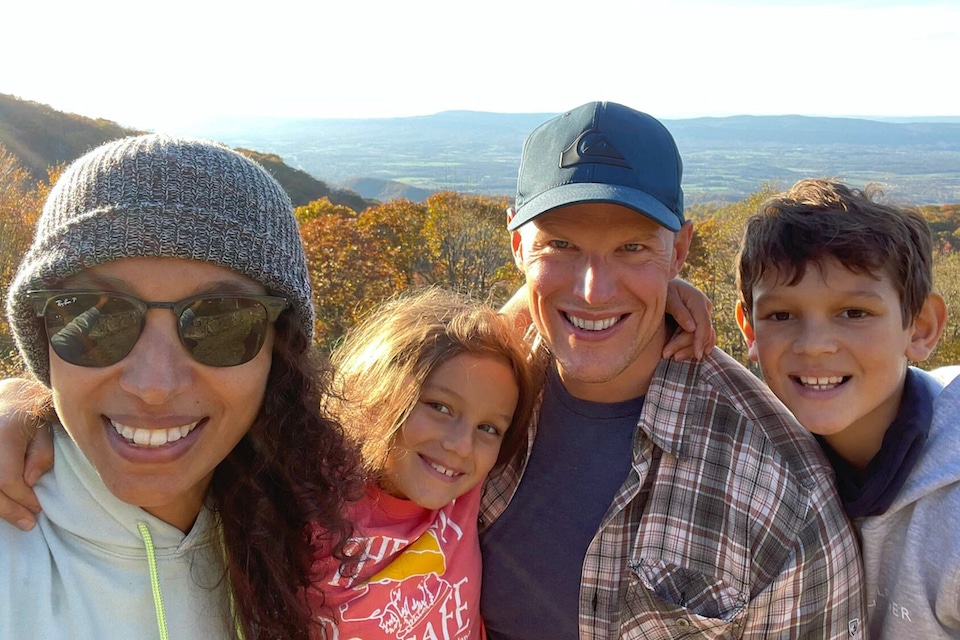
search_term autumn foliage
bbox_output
[0,145,57,376]
[2,146,959,375]
[300,192,521,350]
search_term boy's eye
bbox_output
[766,311,792,322]
[841,309,869,319]
[549,240,570,249]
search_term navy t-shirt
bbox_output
[480,369,642,639]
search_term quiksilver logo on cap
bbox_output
[560,129,631,170]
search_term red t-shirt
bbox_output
[308,483,485,640]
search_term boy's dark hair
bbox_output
[736,178,934,327]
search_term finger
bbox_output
[674,307,697,333]
[706,327,718,354]
[0,427,42,522]
[24,424,55,487]
[692,325,719,360]
[0,494,38,531]
[662,330,696,360]
[0,388,45,521]
[665,284,697,332]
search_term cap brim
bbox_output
[509,183,682,232]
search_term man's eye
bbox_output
[623,243,641,252]
[550,240,570,249]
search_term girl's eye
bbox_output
[427,402,451,415]
[478,423,502,437]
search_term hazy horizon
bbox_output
[5,0,958,131]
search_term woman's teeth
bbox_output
[111,420,199,447]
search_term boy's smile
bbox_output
[739,258,924,467]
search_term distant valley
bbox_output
[3,92,959,207]
[176,111,960,205]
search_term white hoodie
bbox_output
[0,431,234,639]
[859,368,960,639]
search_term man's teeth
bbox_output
[566,314,620,331]
[428,461,460,477]
[111,420,199,447]
[798,375,845,390]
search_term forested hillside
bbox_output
[0,94,374,210]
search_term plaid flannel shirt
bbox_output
[480,348,866,639]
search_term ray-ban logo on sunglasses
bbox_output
[55,297,78,307]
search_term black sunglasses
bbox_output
[28,290,290,368]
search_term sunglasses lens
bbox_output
[43,293,142,367]
[178,297,270,367]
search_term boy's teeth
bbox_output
[798,375,844,390]
[111,420,199,447]
[567,314,620,331]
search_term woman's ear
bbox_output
[906,292,948,362]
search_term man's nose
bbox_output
[575,256,616,305]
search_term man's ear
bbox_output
[735,301,760,362]
[906,292,947,362]
[507,208,524,270]
[670,222,695,278]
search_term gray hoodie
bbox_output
[859,368,960,639]
[0,431,233,639]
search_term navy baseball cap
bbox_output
[509,101,685,232]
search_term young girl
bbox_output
[308,287,537,639]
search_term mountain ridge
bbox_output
[0,93,377,211]
[172,111,960,205]
[3,93,959,206]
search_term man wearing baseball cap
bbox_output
[479,102,865,638]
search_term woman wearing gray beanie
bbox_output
[0,134,362,640]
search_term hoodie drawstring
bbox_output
[137,522,170,640]
[216,516,246,640]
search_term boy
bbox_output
[734,177,960,639]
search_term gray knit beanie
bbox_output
[7,134,315,385]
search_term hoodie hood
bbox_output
[38,429,216,551]
[0,427,233,639]
[883,368,960,512]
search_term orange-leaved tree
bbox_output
[0,145,56,376]
[298,192,522,352]
[420,192,521,303]
[297,198,404,352]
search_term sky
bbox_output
[3,0,959,131]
